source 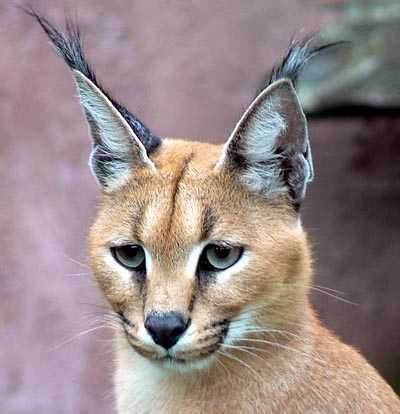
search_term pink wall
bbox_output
[1,1,399,412]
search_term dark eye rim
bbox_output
[111,244,146,271]
[199,244,244,273]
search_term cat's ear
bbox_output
[27,8,161,191]
[216,78,312,209]
[72,70,160,190]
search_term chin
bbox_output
[159,355,216,374]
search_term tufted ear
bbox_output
[26,8,161,191]
[216,78,312,209]
[72,70,158,190]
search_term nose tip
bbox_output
[144,312,189,350]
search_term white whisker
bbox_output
[233,337,324,364]
[64,272,91,278]
[47,311,123,353]
[60,252,90,269]
[269,282,357,306]
[237,327,310,347]
[312,284,345,295]
[217,349,262,381]
[223,343,266,363]
[305,285,357,305]
[215,356,231,377]
[48,324,112,352]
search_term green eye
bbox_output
[113,245,146,270]
[204,245,242,271]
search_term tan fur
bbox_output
[88,139,400,413]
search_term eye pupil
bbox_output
[214,246,230,259]
[122,245,139,257]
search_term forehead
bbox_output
[105,139,227,247]
[96,138,292,258]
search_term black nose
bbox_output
[144,312,189,350]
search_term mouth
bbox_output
[158,353,219,372]
[162,355,187,364]
[120,315,230,369]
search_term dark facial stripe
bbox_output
[165,153,194,233]
[129,198,147,241]
[188,294,196,313]
[118,312,135,328]
[130,214,142,241]
[201,206,217,241]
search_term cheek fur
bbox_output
[89,248,141,309]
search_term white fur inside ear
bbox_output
[215,86,286,174]
[238,95,286,165]
[215,79,311,201]
[239,94,288,196]
[214,83,289,197]
[215,92,288,197]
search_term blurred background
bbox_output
[1,0,399,413]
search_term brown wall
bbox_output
[1,1,399,413]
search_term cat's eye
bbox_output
[112,245,145,270]
[202,244,243,271]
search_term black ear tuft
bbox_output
[257,36,346,92]
[22,5,97,84]
[23,5,161,156]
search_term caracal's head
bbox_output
[31,10,321,372]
